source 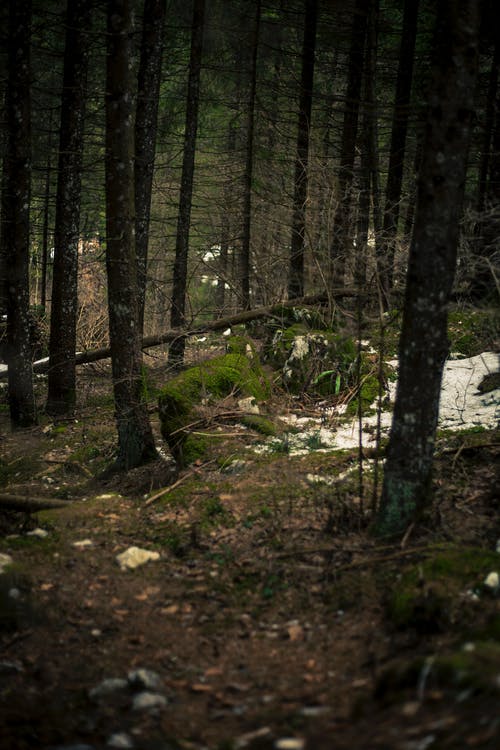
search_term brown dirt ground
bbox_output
[1,364,500,750]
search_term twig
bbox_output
[400,522,415,549]
[143,460,218,506]
[274,543,448,568]
[143,471,196,506]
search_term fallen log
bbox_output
[0,494,73,513]
[0,288,362,379]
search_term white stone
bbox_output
[73,539,94,548]
[0,553,13,573]
[89,678,128,699]
[128,668,162,690]
[107,732,134,748]
[116,547,160,571]
[27,528,49,538]
[484,571,499,591]
[274,739,305,750]
[238,396,260,414]
[132,691,167,711]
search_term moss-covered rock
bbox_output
[159,352,270,467]
[265,325,392,405]
[240,414,277,436]
[265,326,359,396]
[386,545,500,632]
[376,641,500,705]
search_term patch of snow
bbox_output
[257,352,499,455]
[438,352,499,430]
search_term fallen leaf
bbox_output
[287,624,304,642]
[190,683,213,693]
[160,604,180,615]
[204,666,224,678]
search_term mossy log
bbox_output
[0,494,72,512]
[0,290,361,379]
[159,351,271,467]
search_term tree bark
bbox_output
[47,0,92,417]
[105,0,158,470]
[471,27,500,298]
[288,0,318,300]
[329,0,369,286]
[239,0,261,311]
[1,0,36,427]
[135,0,166,334]
[377,0,480,536]
[356,0,380,288]
[377,0,419,307]
[169,0,205,367]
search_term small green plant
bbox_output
[305,430,325,450]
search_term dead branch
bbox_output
[0,289,361,379]
[0,494,73,513]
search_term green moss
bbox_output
[158,352,270,467]
[478,372,500,393]
[225,334,257,358]
[0,455,43,488]
[376,641,500,705]
[375,476,419,538]
[266,327,361,396]
[0,570,39,632]
[4,533,59,553]
[387,545,500,631]
[240,415,277,436]
[448,307,499,357]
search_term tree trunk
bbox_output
[329,0,369,286]
[47,0,91,417]
[135,0,166,334]
[471,28,500,298]
[40,109,54,312]
[377,0,419,307]
[356,0,380,288]
[288,0,318,300]
[169,0,205,367]
[1,0,36,427]
[377,0,480,536]
[476,35,500,215]
[105,0,157,470]
[240,0,261,311]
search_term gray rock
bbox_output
[107,732,134,748]
[89,678,128,699]
[0,660,23,674]
[132,691,168,711]
[128,668,162,690]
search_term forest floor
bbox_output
[0,352,500,750]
